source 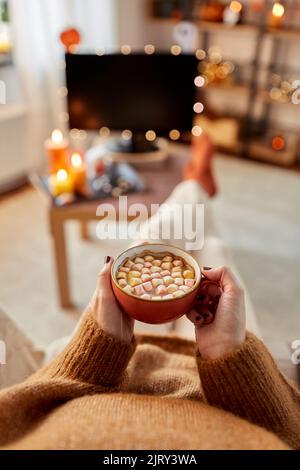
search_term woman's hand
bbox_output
[89,256,134,344]
[187,266,246,360]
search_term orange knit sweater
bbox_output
[0,312,299,450]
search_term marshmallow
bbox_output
[172,266,182,273]
[151,272,161,279]
[150,266,162,273]
[163,294,173,300]
[144,255,154,262]
[128,271,141,278]
[167,284,178,294]
[141,274,151,282]
[162,256,173,262]
[152,259,162,267]
[134,284,146,296]
[120,267,130,273]
[174,277,184,286]
[173,290,185,298]
[118,279,127,288]
[183,270,194,279]
[179,285,190,292]
[128,277,142,287]
[133,263,144,271]
[142,267,151,274]
[171,272,180,278]
[117,272,127,280]
[163,276,174,286]
[152,296,162,300]
[156,284,167,296]
[144,262,152,268]
[124,259,134,268]
[134,257,144,264]
[143,281,153,292]
[185,278,195,288]
[161,262,172,271]
[152,278,163,287]
[173,259,183,267]
[160,270,171,277]
[123,285,134,295]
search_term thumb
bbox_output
[97,256,114,293]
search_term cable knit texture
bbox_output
[0,313,299,450]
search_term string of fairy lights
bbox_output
[57,44,207,142]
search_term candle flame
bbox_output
[272,2,284,18]
[230,1,242,13]
[71,152,83,168]
[52,129,63,144]
[57,169,68,181]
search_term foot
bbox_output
[183,134,217,197]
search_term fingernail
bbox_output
[104,256,111,264]
[203,267,212,271]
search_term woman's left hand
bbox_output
[89,256,134,344]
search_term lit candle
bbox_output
[69,152,87,193]
[45,129,69,174]
[49,169,74,197]
[269,2,285,28]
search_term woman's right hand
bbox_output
[187,266,246,360]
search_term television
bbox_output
[66,52,199,151]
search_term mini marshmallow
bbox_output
[151,272,161,279]
[123,285,134,295]
[163,294,173,300]
[183,270,194,279]
[156,284,167,296]
[163,276,174,286]
[143,281,153,292]
[185,278,195,288]
[173,259,183,267]
[171,272,180,278]
[144,262,152,268]
[150,266,162,273]
[173,290,185,298]
[172,266,182,273]
[160,270,171,277]
[124,259,134,268]
[128,277,142,287]
[141,294,151,300]
[174,277,184,286]
[144,255,154,262]
[162,256,173,262]
[141,274,151,282]
[167,284,178,294]
[179,285,190,292]
[134,284,146,296]
[120,267,130,273]
[152,259,162,267]
[117,272,127,280]
[142,267,151,274]
[118,279,127,288]
[152,296,162,300]
[134,257,144,264]
[152,278,163,287]
[128,271,141,278]
[161,262,173,271]
[133,263,144,271]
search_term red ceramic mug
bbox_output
[111,243,202,324]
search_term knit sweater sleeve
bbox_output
[36,310,136,387]
[197,332,300,449]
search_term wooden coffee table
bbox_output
[34,149,188,308]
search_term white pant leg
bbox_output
[138,180,261,338]
[0,306,44,388]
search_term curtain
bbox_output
[9,0,117,169]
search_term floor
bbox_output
[0,154,299,359]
